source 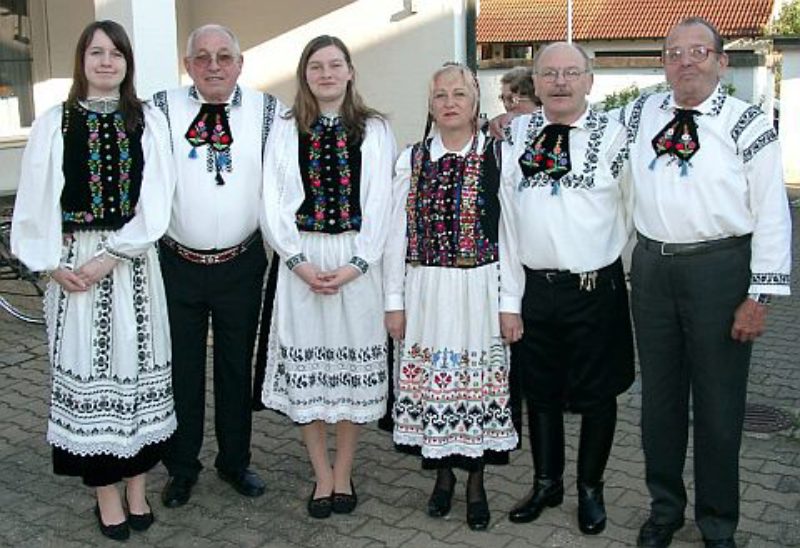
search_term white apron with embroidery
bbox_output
[261,231,387,424]
[45,231,176,457]
[393,262,517,459]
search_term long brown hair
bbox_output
[289,35,383,141]
[66,20,142,132]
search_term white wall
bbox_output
[780,48,800,184]
[178,0,467,148]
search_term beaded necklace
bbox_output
[305,116,352,231]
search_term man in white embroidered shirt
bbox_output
[621,18,792,548]
[152,24,285,508]
[499,42,634,536]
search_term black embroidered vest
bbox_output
[295,118,363,234]
[60,103,144,232]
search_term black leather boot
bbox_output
[575,400,616,535]
[509,407,565,523]
[509,477,564,523]
[578,481,606,534]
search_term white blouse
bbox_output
[620,85,792,295]
[261,115,397,271]
[11,103,175,271]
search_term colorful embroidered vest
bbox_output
[405,137,500,268]
[296,116,363,234]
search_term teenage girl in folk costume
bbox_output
[260,35,396,519]
[11,20,176,542]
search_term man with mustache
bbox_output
[499,41,634,536]
[621,18,791,548]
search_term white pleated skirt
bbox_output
[261,231,387,424]
[393,262,517,459]
[44,230,175,458]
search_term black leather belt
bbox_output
[637,232,750,256]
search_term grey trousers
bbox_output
[630,237,752,541]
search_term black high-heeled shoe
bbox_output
[466,485,490,531]
[125,486,155,531]
[427,470,456,518]
[94,503,130,542]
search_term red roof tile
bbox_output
[477,0,774,42]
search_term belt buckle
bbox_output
[545,272,558,282]
[660,242,674,256]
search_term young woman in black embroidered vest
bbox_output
[10,20,176,542]
[260,35,396,519]
[383,63,522,530]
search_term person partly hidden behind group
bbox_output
[10,15,790,548]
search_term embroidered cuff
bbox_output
[348,256,369,275]
[286,253,307,270]
[98,239,133,263]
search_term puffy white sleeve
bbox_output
[260,113,307,268]
[498,128,525,314]
[11,106,65,272]
[348,118,397,274]
[383,145,412,311]
[103,105,176,259]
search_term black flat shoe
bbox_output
[161,476,196,508]
[508,477,564,523]
[94,503,130,542]
[636,516,685,547]
[466,488,490,531]
[307,484,333,519]
[577,482,606,535]
[332,480,358,514]
[217,468,266,497]
[427,471,456,518]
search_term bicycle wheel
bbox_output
[0,219,46,325]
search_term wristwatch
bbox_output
[748,293,771,305]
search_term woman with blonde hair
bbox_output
[260,35,396,519]
[385,63,520,530]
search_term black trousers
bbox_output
[515,258,634,412]
[515,259,633,483]
[159,238,267,480]
[631,238,752,541]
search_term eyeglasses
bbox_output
[189,51,238,68]
[499,94,533,105]
[535,68,589,83]
[663,45,720,64]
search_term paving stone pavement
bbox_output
[1,207,798,547]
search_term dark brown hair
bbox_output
[67,20,142,132]
[289,35,382,141]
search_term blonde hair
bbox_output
[425,63,480,138]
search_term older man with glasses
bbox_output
[152,24,288,507]
[499,41,634,536]
[619,17,791,548]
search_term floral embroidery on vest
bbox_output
[405,138,498,267]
